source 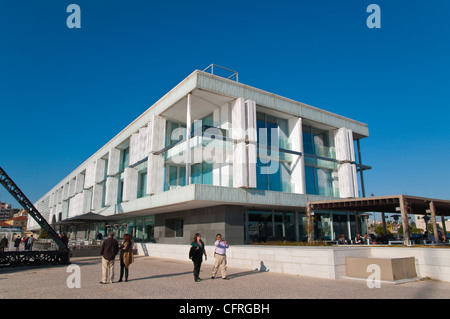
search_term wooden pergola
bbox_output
[306,195,450,245]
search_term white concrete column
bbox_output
[186,93,192,185]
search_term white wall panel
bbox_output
[147,154,164,195]
[62,182,70,201]
[75,173,85,194]
[107,148,121,175]
[232,98,246,141]
[147,115,166,153]
[84,162,96,189]
[69,178,76,197]
[123,167,138,201]
[233,141,247,188]
[334,127,359,198]
[247,142,257,188]
[91,183,104,211]
[94,158,106,183]
[246,99,257,142]
[105,176,119,206]
[288,117,306,194]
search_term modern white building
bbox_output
[28,66,370,245]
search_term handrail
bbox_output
[203,64,238,82]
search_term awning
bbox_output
[53,212,110,225]
[306,195,450,245]
[308,195,450,216]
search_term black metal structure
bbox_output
[0,166,70,266]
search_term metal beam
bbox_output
[0,166,69,254]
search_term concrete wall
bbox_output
[136,244,450,282]
[153,205,246,245]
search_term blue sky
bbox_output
[1,0,449,208]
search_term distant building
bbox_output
[0,202,11,221]
[5,216,28,234]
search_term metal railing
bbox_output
[203,64,238,82]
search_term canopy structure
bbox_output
[53,212,110,225]
[306,195,450,245]
[52,212,110,240]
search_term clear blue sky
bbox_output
[1,0,449,209]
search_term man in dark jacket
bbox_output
[100,231,119,284]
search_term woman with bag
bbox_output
[118,234,134,282]
[189,233,207,282]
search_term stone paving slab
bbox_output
[1,255,449,301]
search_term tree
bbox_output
[39,229,52,239]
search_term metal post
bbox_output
[356,139,366,198]
[186,93,192,185]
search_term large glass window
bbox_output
[256,112,292,193]
[302,125,331,158]
[305,166,336,196]
[165,165,186,190]
[166,122,186,147]
[247,210,295,243]
[191,162,213,185]
[137,171,147,198]
[119,147,129,172]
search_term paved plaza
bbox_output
[1,255,449,300]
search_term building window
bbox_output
[255,112,291,192]
[165,165,186,191]
[247,210,295,243]
[191,163,213,185]
[119,147,129,172]
[165,218,184,238]
[305,165,336,197]
[137,171,147,198]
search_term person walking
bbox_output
[14,235,21,251]
[26,235,35,251]
[211,234,229,280]
[189,233,207,282]
[118,234,134,282]
[0,235,8,252]
[100,231,119,284]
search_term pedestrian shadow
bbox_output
[128,271,193,282]
[227,270,262,279]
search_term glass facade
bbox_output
[303,125,339,197]
[256,112,293,193]
[247,210,295,243]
